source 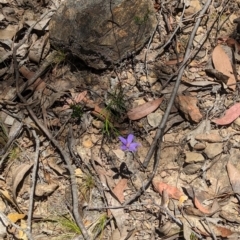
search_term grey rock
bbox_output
[49,0,157,69]
[185,152,205,163]
[204,142,223,159]
[183,163,202,175]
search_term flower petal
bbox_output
[129,142,140,152]
[120,145,128,151]
[119,136,127,145]
[127,134,134,144]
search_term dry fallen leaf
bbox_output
[213,225,233,237]
[104,191,128,239]
[63,90,88,110]
[227,161,240,196]
[0,25,18,40]
[47,158,67,175]
[127,98,163,120]
[12,163,33,203]
[183,80,220,87]
[175,95,202,123]
[7,213,25,223]
[212,44,236,91]
[212,103,240,125]
[35,183,59,197]
[152,178,185,200]
[193,195,211,214]
[192,188,220,215]
[112,178,128,203]
[0,189,20,212]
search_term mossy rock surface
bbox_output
[49,0,157,69]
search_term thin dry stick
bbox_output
[142,0,212,168]
[12,17,90,240]
[161,2,228,91]
[14,68,90,240]
[122,0,212,208]
[26,129,39,238]
[203,216,217,240]
[157,5,185,53]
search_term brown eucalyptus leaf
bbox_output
[194,196,211,214]
[104,191,128,239]
[127,97,163,120]
[35,183,59,197]
[0,189,20,212]
[29,33,50,63]
[205,69,229,83]
[152,177,186,200]
[227,161,240,195]
[48,158,67,175]
[211,225,233,237]
[12,163,33,202]
[112,178,128,203]
[212,45,236,91]
[0,25,18,40]
[212,103,240,125]
[184,80,220,86]
[175,95,202,123]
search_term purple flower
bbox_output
[119,134,140,152]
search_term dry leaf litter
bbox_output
[0,0,240,239]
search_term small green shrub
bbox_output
[70,104,84,120]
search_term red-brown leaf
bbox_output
[152,178,185,200]
[194,196,211,214]
[212,103,240,125]
[112,178,128,203]
[212,44,236,91]
[175,95,202,123]
[127,98,163,120]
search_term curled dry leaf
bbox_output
[152,177,186,200]
[127,97,163,120]
[212,103,240,125]
[194,196,211,214]
[205,69,229,83]
[12,163,33,203]
[212,45,236,91]
[175,95,202,123]
[192,188,220,215]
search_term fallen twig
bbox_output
[12,14,90,240]
[143,0,213,168]
[26,129,40,238]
